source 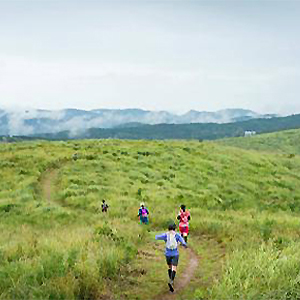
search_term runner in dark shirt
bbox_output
[102,199,109,213]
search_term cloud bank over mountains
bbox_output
[0,108,277,136]
[1,2,300,115]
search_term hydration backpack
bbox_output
[141,208,148,217]
[102,203,108,212]
[180,211,189,224]
[166,232,177,250]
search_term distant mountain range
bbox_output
[27,113,300,141]
[0,108,277,136]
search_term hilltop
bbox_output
[220,128,300,155]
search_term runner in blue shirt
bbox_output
[155,223,187,292]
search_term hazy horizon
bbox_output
[0,106,284,116]
[1,1,300,115]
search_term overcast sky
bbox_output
[0,0,299,115]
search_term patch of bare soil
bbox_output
[40,169,59,202]
[154,248,199,300]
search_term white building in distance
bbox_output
[244,130,257,137]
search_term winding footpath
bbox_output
[155,247,199,300]
[40,168,201,300]
[41,169,59,203]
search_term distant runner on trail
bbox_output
[101,199,109,213]
[138,202,149,224]
[155,223,187,293]
[177,204,191,243]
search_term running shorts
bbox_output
[141,216,149,224]
[166,255,179,266]
[179,224,189,234]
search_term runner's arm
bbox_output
[155,233,167,241]
[177,234,187,247]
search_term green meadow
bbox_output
[220,128,300,155]
[1,130,300,299]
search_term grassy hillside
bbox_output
[220,128,300,155]
[1,138,300,299]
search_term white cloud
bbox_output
[0,1,300,115]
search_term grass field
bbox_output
[1,131,300,299]
[220,128,300,155]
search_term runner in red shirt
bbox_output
[177,204,191,243]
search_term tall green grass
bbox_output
[220,128,300,155]
[1,137,300,299]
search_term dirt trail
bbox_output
[41,169,59,202]
[40,168,201,300]
[154,248,199,300]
